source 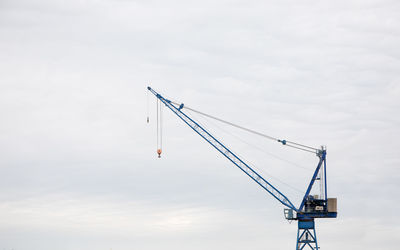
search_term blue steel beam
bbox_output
[324,156,327,201]
[148,87,297,211]
[298,151,326,212]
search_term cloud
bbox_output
[1,0,400,249]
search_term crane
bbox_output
[147,86,337,250]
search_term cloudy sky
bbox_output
[1,0,400,249]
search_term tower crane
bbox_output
[147,86,337,250]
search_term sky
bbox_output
[1,0,400,249]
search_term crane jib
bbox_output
[148,87,298,211]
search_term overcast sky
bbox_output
[1,0,400,250]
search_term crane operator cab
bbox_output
[284,197,337,220]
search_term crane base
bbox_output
[296,220,318,250]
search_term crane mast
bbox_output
[147,87,337,250]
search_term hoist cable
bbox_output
[146,90,149,123]
[156,99,159,148]
[160,100,163,148]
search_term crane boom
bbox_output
[148,86,297,211]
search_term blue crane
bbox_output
[147,86,337,250]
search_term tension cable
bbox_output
[171,101,318,154]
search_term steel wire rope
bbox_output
[156,99,163,151]
[186,110,306,195]
[171,101,278,141]
[160,99,163,149]
[156,99,159,149]
[170,101,318,153]
[147,89,149,123]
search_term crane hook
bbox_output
[157,148,162,158]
